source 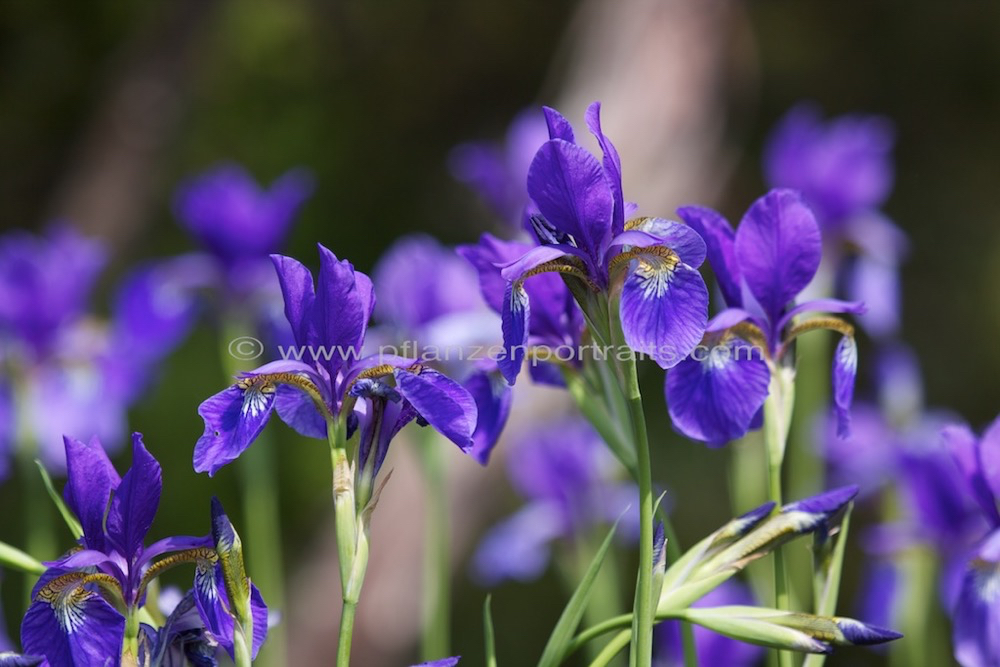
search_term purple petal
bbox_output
[373,235,482,330]
[542,106,575,143]
[21,579,125,666]
[194,562,236,659]
[620,261,708,369]
[471,502,563,585]
[776,298,867,333]
[394,368,477,451]
[584,101,625,236]
[464,370,512,465]
[943,423,1000,526]
[734,189,822,325]
[317,246,370,379]
[143,535,214,564]
[832,336,858,438]
[846,256,902,338]
[497,245,571,282]
[610,219,707,268]
[784,485,859,516]
[0,653,45,666]
[107,433,162,568]
[194,385,274,477]
[457,234,530,314]
[677,205,742,307]
[705,308,760,333]
[764,104,895,223]
[527,139,613,267]
[665,338,770,446]
[499,281,529,385]
[63,435,121,552]
[274,384,327,439]
[270,253,318,351]
[411,658,461,667]
[174,163,313,264]
[978,417,1000,502]
[952,533,1000,667]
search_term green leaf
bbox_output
[0,540,46,575]
[484,594,498,667]
[803,503,853,667]
[537,518,619,667]
[36,459,83,539]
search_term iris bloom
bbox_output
[20,434,266,666]
[666,189,864,445]
[0,226,196,473]
[194,244,478,491]
[373,234,511,464]
[493,102,709,384]
[459,233,584,387]
[764,104,906,338]
[472,417,636,584]
[942,416,1000,667]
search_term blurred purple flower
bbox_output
[764,104,906,338]
[472,417,636,584]
[654,580,765,667]
[0,227,197,474]
[669,192,865,445]
[174,163,314,271]
[450,109,548,228]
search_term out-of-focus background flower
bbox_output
[1,1,999,665]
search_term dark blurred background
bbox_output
[1,2,998,665]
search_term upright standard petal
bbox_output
[832,336,858,438]
[63,435,121,552]
[394,368,477,452]
[194,384,275,476]
[106,433,162,569]
[464,370,512,465]
[457,234,528,314]
[620,258,708,369]
[677,205,743,308]
[271,253,318,350]
[666,338,770,446]
[585,102,625,236]
[317,246,369,378]
[734,189,822,325]
[541,106,575,143]
[21,576,126,667]
[527,139,614,269]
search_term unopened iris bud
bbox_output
[211,497,254,663]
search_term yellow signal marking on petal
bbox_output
[607,245,679,276]
[724,323,770,359]
[138,547,218,600]
[518,260,599,291]
[777,317,855,361]
[36,572,125,632]
[237,371,334,422]
[624,216,653,231]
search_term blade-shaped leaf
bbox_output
[484,594,498,667]
[36,459,83,539]
[0,540,46,575]
[537,518,620,667]
[803,503,853,667]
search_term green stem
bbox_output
[763,369,795,667]
[222,326,286,666]
[614,352,654,667]
[417,430,451,661]
[337,600,358,667]
[588,630,632,667]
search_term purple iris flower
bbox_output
[941,416,1000,667]
[0,226,198,473]
[667,190,865,445]
[471,417,636,584]
[764,104,906,338]
[458,233,584,388]
[20,434,267,666]
[654,580,764,667]
[493,102,709,384]
[373,235,511,464]
[449,109,549,228]
[174,163,314,277]
[194,244,478,479]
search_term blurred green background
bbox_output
[2,2,999,665]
